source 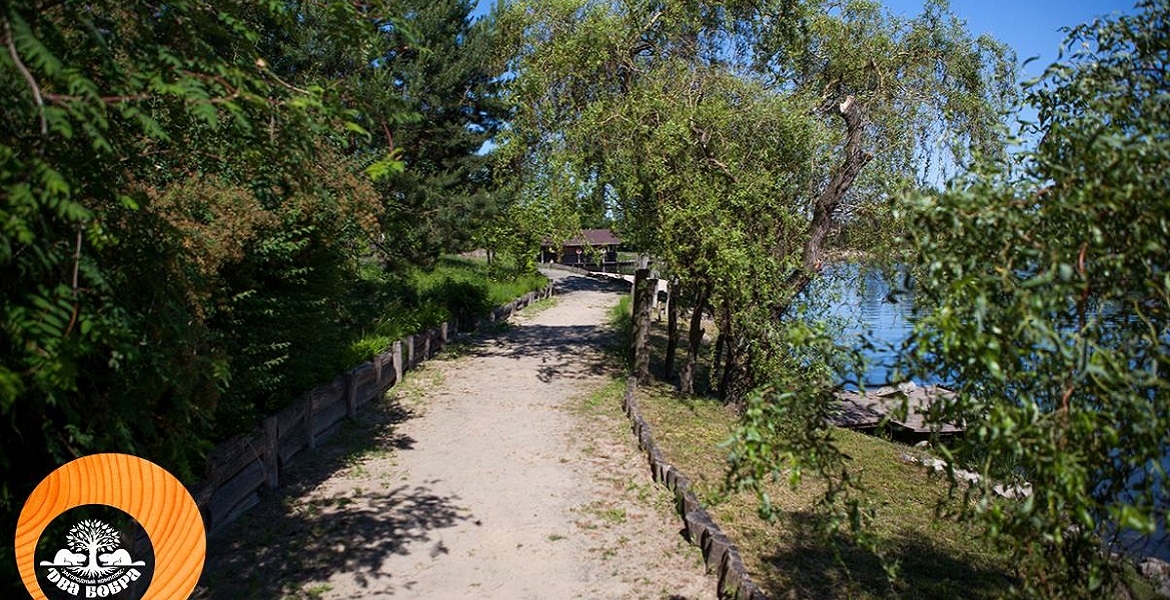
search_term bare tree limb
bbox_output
[4,17,47,135]
[780,95,874,309]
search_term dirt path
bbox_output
[195,273,717,599]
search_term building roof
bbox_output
[560,228,622,247]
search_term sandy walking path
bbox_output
[196,273,716,599]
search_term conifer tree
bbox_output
[376,0,509,266]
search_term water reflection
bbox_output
[806,263,1167,562]
[802,263,915,387]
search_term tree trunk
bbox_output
[630,268,655,383]
[709,331,724,394]
[710,301,731,395]
[663,279,679,380]
[720,336,754,408]
[718,335,735,403]
[779,95,873,315]
[679,283,711,395]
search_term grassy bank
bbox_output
[605,299,1019,598]
[633,383,1016,599]
[339,256,548,370]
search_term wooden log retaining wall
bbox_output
[191,284,555,534]
[621,377,768,600]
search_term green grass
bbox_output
[519,296,558,316]
[607,294,633,362]
[634,381,1018,600]
[621,292,1162,600]
[339,256,548,368]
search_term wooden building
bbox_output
[541,229,623,271]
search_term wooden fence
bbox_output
[191,284,555,534]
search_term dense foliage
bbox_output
[0,1,517,594]
[494,0,1014,403]
[376,0,510,267]
[1,0,368,501]
[900,1,1170,595]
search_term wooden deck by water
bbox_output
[832,384,964,435]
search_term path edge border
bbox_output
[621,376,769,600]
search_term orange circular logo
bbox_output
[14,454,206,600]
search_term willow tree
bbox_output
[899,2,1170,595]
[715,0,1016,401]
[495,0,1013,400]
[496,0,803,395]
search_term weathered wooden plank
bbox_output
[313,393,348,437]
[199,433,264,505]
[263,416,279,490]
[392,341,403,385]
[277,426,309,466]
[360,377,381,406]
[210,491,259,536]
[207,459,265,527]
[315,376,346,401]
[276,395,308,443]
[351,362,376,387]
[375,351,395,391]
[306,390,318,449]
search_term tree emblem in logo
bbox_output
[43,519,146,576]
[35,507,153,599]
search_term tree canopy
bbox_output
[494,0,1014,399]
[900,1,1170,595]
[0,2,508,594]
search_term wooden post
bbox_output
[264,416,279,490]
[305,392,317,450]
[405,335,415,370]
[392,340,403,383]
[345,371,358,419]
[631,268,655,383]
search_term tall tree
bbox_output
[495,0,1013,401]
[901,1,1170,595]
[376,0,510,267]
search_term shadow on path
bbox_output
[461,324,617,382]
[195,273,623,598]
[548,272,630,295]
[193,400,470,599]
[760,510,1014,600]
[456,276,627,382]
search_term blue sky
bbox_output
[883,0,1136,79]
[472,0,1138,81]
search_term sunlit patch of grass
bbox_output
[519,296,558,316]
[342,256,549,369]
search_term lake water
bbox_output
[809,264,1168,562]
[803,263,917,387]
